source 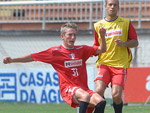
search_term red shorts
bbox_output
[61,86,95,108]
[95,65,127,88]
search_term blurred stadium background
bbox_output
[0,0,150,110]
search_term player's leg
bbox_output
[78,101,89,113]
[95,80,107,96]
[112,85,123,113]
[77,90,104,113]
[77,106,94,113]
[111,67,127,113]
[94,101,106,113]
[86,65,109,113]
[86,82,105,113]
[89,93,106,113]
[95,65,110,97]
[74,88,91,113]
[93,65,110,113]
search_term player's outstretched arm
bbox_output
[3,54,34,64]
[95,26,106,55]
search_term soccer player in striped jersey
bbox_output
[3,22,107,113]
[90,0,139,113]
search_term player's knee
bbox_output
[93,93,105,104]
[81,92,91,102]
[112,91,119,98]
[112,91,122,103]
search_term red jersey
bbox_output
[31,45,98,105]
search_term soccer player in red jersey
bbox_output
[89,0,139,113]
[3,22,107,113]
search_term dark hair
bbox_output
[105,0,119,5]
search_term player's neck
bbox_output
[62,44,74,49]
[105,16,118,21]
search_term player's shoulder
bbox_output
[75,45,91,50]
[117,17,130,26]
[94,19,105,30]
[48,45,62,51]
[74,45,84,49]
[94,19,105,26]
[118,16,130,22]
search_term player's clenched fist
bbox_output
[3,56,12,64]
[99,26,106,39]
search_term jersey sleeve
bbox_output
[128,22,138,40]
[93,29,100,46]
[83,45,98,61]
[31,48,53,64]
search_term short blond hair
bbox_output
[60,22,78,35]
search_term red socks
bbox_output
[86,107,94,113]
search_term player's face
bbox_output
[105,0,119,19]
[61,28,77,48]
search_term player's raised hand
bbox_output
[3,56,13,64]
[99,26,106,40]
[94,26,107,55]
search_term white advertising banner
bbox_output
[0,67,95,104]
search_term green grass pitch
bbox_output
[0,103,150,113]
